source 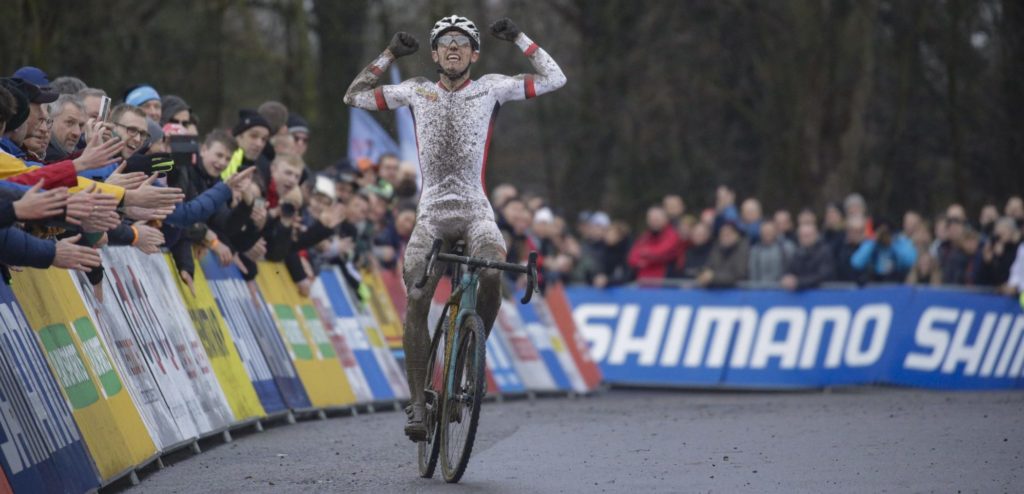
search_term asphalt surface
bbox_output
[128,388,1023,493]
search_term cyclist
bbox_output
[343,15,565,441]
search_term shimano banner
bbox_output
[566,286,1024,390]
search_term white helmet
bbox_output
[430,15,481,51]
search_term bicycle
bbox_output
[414,239,537,483]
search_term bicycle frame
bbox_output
[441,269,481,399]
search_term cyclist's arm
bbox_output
[491,32,567,104]
[342,51,413,111]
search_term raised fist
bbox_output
[490,18,520,42]
[388,32,420,58]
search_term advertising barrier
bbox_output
[73,269,193,450]
[123,250,235,432]
[11,268,156,481]
[360,267,405,350]
[309,278,375,404]
[567,285,1024,390]
[0,283,98,493]
[256,262,356,408]
[166,253,266,422]
[201,255,310,411]
[340,270,409,400]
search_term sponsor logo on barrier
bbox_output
[905,308,1024,377]
[73,318,122,398]
[300,305,337,360]
[37,323,99,409]
[274,305,313,360]
[574,303,892,370]
[190,308,230,359]
[0,303,83,475]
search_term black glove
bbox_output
[490,18,520,42]
[387,32,419,58]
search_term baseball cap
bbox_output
[11,66,58,103]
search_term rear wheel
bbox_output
[440,313,486,483]
[417,304,450,478]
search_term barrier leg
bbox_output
[223,430,233,443]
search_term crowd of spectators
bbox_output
[2,65,1022,306]
[491,184,1024,300]
[0,66,423,300]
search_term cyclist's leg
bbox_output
[465,219,507,338]
[402,222,443,410]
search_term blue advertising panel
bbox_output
[566,285,1024,390]
[201,255,312,410]
[0,282,99,493]
[317,269,396,400]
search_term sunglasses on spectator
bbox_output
[168,117,191,126]
[115,122,151,141]
[437,34,472,47]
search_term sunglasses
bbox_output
[436,34,472,48]
[168,118,192,126]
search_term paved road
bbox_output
[129,388,1023,493]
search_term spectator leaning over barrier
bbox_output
[712,185,739,236]
[45,94,86,162]
[287,113,310,158]
[628,205,681,282]
[906,250,942,285]
[979,204,1000,238]
[938,205,970,284]
[663,194,685,225]
[1005,196,1024,229]
[822,202,845,256]
[697,219,748,288]
[1005,238,1024,304]
[843,192,873,237]
[160,95,191,127]
[781,222,835,291]
[834,214,868,283]
[851,219,916,283]
[124,84,162,122]
[77,87,107,120]
[573,211,610,284]
[51,76,87,95]
[738,198,763,244]
[221,109,271,180]
[978,217,1021,288]
[747,220,793,283]
[773,209,795,243]
[682,221,713,278]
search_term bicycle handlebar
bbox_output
[413,239,539,304]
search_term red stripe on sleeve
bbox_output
[525,75,537,99]
[524,43,539,57]
[374,87,388,111]
[369,65,384,76]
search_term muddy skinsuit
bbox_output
[343,32,566,415]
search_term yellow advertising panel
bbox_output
[256,262,355,407]
[359,266,404,349]
[167,254,266,421]
[12,268,156,481]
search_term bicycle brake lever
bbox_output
[416,239,444,288]
[520,252,538,304]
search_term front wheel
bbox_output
[417,304,449,478]
[440,313,486,483]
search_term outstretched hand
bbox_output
[490,18,520,42]
[388,32,419,58]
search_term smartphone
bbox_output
[168,134,199,154]
[97,96,112,122]
[254,197,266,210]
